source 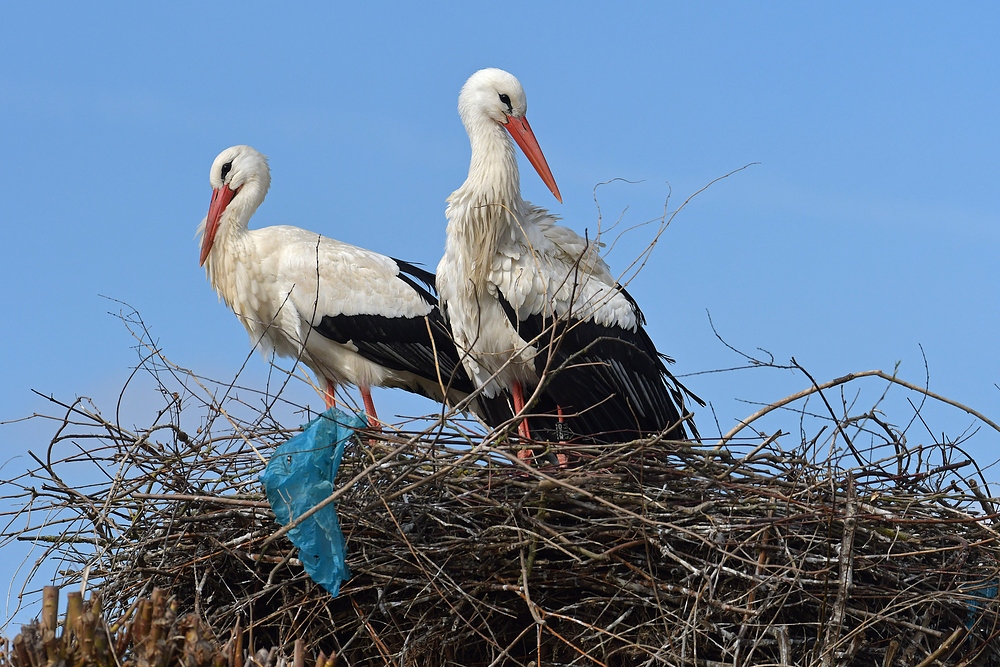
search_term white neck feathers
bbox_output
[445,118,525,285]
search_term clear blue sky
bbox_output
[2,2,998,625]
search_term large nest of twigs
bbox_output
[3,317,1000,667]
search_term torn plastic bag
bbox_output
[261,407,365,596]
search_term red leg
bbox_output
[554,405,568,466]
[511,381,531,440]
[324,379,337,409]
[360,386,381,431]
[512,381,533,462]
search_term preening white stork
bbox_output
[436,69,701,443]
[198,145,473,425]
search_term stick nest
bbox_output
[3,318,1000,667]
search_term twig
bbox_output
[718,369,1000,448]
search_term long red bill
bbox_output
[504,115,562,203]
[199,185,237,266]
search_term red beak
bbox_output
[199,185,237,266]
[504,115,562,203]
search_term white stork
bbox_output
[198,144,473,426]
[436,69,701,443]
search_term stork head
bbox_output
[459,68,562,204]
[199,145,270,266]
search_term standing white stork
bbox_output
[436,69,701,443]
[198,144,474,425]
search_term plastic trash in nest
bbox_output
[261,407,365,596]
[965,579,999,631]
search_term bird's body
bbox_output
[439,198,632,398]
[437,69,699,442]
[199,145,471,421]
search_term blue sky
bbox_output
[1,2,998,625]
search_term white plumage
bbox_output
[198,145,471,423]
[437,69,699,442]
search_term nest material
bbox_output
[2,318,1000,666]
[3,389,1000,667]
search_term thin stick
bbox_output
[717,369,1000,448]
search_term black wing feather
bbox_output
[391,258,439,305]
[312,262,475,396]
[496,287,702,443]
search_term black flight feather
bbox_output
[391,258,439,306]
[312,260,475,398]
[494,285,702,444]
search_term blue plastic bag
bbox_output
[261,407,365,596]
[965,580,999,630]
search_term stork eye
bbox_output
[498,93,512,112]
[220,161,233,181]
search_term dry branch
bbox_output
[2,312,999,667]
